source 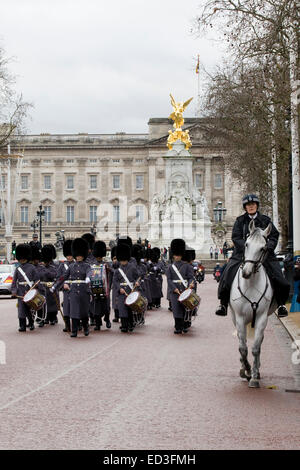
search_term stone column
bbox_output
[54,159,64,221]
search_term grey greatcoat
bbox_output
[112,263,139,318]
[11,263,41,319]
[52,261,91,320]
[56,260,73,318]
[40,262,58,313]
[166,261,194,319]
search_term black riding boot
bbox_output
[28,313,35,331]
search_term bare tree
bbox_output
[0,45,32,149]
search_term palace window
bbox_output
[44,206,52,223]
[66,175,74,189]
[20,206,29,223]
[21,175,28,190]
[89,206,97,223]
[136,175,144,190]
[136,205,144,223]
[90,175,97,189]
[113,175,120,190]
[66,206,75,223]
[195,173,203,189]
[44,175,51,190]
[0,175,6,190]
[214,174,223,189]
[113,205,120,223]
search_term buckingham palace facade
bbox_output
[0,118,243,252]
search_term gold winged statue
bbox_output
[167,94,193,150]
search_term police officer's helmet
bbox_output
[242,194,259,209]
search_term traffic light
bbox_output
[12,241,16,257]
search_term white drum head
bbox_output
[126,291,139,305]
[179,288,192,301]
[24,289,37,302]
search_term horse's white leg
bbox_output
[249,313,268,388]
[236,317,251,380]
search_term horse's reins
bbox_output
[238,235,269,328]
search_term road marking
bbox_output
[0,339,121,412]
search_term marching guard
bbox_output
[51,238,91,337]
[166,239,195,334]
[112,243,140,333]
[40,244,59,326]
[56,239,74,332]
[91,240,111,331]
[109,246,120,323]
[82,232,97,326]
[11,244,41,332]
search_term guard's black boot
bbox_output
[106,319,111,329]
[18,318,26,332]
[120,318,128,333]
[63,317,71,332]
[94,317,101,331]
[71,319,78,337]
[174,318,183,334]
[113,309,119,322]
[277,305,288,317]
[215,304,228,316]
[28,318,35,331]
[39,321,44,327]
[82,318,89,336]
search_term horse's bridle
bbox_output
[242,235,268,274]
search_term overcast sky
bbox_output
[1,0,225,135]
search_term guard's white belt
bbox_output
[173,280,185,283]
[68,280,87,284]
[18,282,32,285]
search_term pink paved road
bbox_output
[0,275,299,450]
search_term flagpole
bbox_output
[196,54,200,117]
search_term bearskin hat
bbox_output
[145,248,153,260]
[72,238,89,260]
[132,243,142,263]
[151,247,161,263]
[170,238,186,256]
[183,247,196,263]
[81,233,95,250]
[111,246,117,260]
[63,239,73,258]
[93,240,107,258]
[117,236,133,248]
[116,243,131,262]
[31,246,41,261]
[15,243,32,262]
[41,244,55,263]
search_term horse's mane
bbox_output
[248,227,264,242]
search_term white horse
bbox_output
[229,220,277,388]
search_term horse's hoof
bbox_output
[240,369,251,381]
[249,379,260,388]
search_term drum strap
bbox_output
[172,264,188,288]
[118,268,133,290]
[17,267,33,288]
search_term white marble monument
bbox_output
[149,139,213,254]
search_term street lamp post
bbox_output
[213,201,227,222]
[36,205,45,246]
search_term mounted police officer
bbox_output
[215,194,290,318]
